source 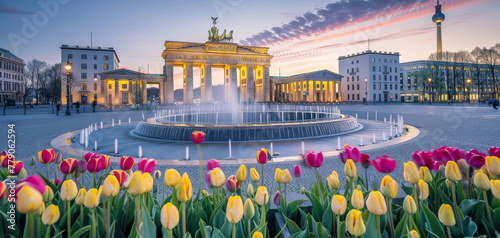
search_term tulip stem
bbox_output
[376,215,382,238]
[80,205,84,226]
[106,198,111,238]
[336,212,340,238]
[261,164,264,187]
[32,166,35,176]
[92,172,96,188]
[46,164,50,179]
[412,184,418,211]
[182,202,187,236]
[169,228,173,238]
[247,219,251,237]
[27,213,34,238]
[446,226,452,238]
[135,196,141,233]
[451,185,462,232]
[55,164,58,183]
[162,184,165,206]
[91,208,96,238]
[45,225,51,238]
[364,168,369,189]
[67,201,71,237]
[483,190,494,226]
[197,144,203,195]
[387,198,395,238]
[232,223,236,238]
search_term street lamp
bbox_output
[365,78,368,105]
[64,60,72,115]
[93,78,97,100]
[428,78,432,104]
[466,78,471,102]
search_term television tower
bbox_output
[432,0,445,59]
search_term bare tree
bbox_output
[470,47,483,102]
[130,67,146,106]
[43,64,62,104]
[480,47,499,99]
[25,59,48,105]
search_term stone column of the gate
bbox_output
[263,66,270,102]
[183,63,194,104]
[239,65,247,103]
[165,63,174,104]
[201,64,212,103]
[247,65,255,103]
[114,80,119,105]
[224,65,238,103]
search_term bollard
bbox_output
[114,139,118,154]
[139,146,143,158]
[337,137,341,150]
[301,141,305,155]
[83,107,85,113]
[228,140,232,160]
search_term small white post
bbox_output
[337,137,341,150]
[390,125,393,137]
[185,146,189,160]
[383,132,386,141]
[100,121,103,129]
[85,129,89,148]
[119,119,121,125]
[270,142,274,156]
[112,119,115,127]
[114,139,118,154]
[389,114,392,124]
[373,133,376,144]
[129,117,131,124]
[139,146,143,158]
[142,113,145,120]
[95,123,97,131]
[80,129,84,144]
[355,113,358,120]
[90,124,93,133]
[384,117,386,123]
[94,140,97,151]
[301,141,305,155]
[229,140,232,159]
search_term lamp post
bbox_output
[93,78,97,101]
[64,60,72,115]
[428,78,432,104]
[365,78,368,105]
[466,78,471,103]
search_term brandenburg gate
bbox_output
[161,18,273,104]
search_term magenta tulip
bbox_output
[84,152,99,163]
[226,175,239,193]
[371,155,397,173]
[360,154,371,168]
[191,131,206,144]
[59,158,78,174]
[465,149,486,169]
[205,171,213,188]
[120,156,135,171]
[10,161,24,176]
[207,159,220,171]
[293,165,302,177]
[306,151,323,168]
[1,154,14,168]
[273,190,281,206]
[488,147,500,157]
[77,160,87,173]
[344,145,362,162]
[138,158,156,173]
[15,175,46,195]
[87,157,105,173]
[412,150,440,171]
[38,149,56,164]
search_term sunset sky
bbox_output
[1,0,499,89]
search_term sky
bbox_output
[1,0,500,89]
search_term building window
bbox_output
[356,60,359,64]
[94,73,97,79]
[351,61,354,64]
[81,54,87,59]
[352,94,355,100]
[357,76,359,81]
[348,94,350,100]
[390,84,393,90]
[384,84,387,90]
[94,55,97,60]
[357,84,359,90]
[68,54,73,59]
[357,94,359,100]
[373,94,376,100]
[347,85,349,90]
[94,64,97,70]
[373,75,376,81]
[104,56,109,60]
[347,69,349,74]
[379,67,381,72]
[81,73,87,79]
[122,84,127,89]
[347,77,349,82]
[378,75,381,81]
[104,64,109,70]
[384,75,387,81]
[372,58,375,62]
[373,66,375,72]
[390,76,392,81]
[395,94,398,100]
[395,68,398,73]
[378,84,381,90]
[373,84,376,90]
[81,84,87,90]
[108,84,112,89]
[395,84,398,90]
[356,67,359,72]
[81,63,87,69]
[384,59,387,63]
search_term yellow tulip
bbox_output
[243,198,255,219]
[445,161,462,182]
[281,169,292,184]
[16,186,43,214]
[366,191,387,215]
[41,204,60,225]
[420,166,433,183]
[177,172,193,202]
[43,185,54,203]
[275,168,284,183]
[163,169,181,187]
[226,195,244,224]
[403,195,417,215]
[418,180,429,200]
[344,159,357,178]
[161,203,179,230]
[128,171,146,196]
[491,180,500,200]
[60,180,78,201]
[485,156,500,176]
[331,195,347,215]
[143,172,154,193]
[438,204,455,226]
[84,187,102,209]
[380,175,398,198]
[252,231,263,238]
[474,171,490,191]
[210,167,226,188]
[247,183,254,197]
[102,175,121,198]
[75,188,86,206]
[202,190,209,197]
[346,209,366,236]
[409,230,420,238]
[351,189,365,210]
[34,202,45,216]
[327,171,340,190]
[236,164,247,182]
[250,168,260,182]
[255,186,269,206]
[404,161,420,184]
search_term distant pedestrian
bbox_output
[75,101,80,113]
[92,100,97,112]
[492,99,499,110]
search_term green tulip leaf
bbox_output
[420,202,446,238]
[459,199,484,217]
[69,225,91,238]
[450,225,465,238]
[456,181,465,204]
[394,213,408,237]
[284,215,301,235]
[461,216,477,237]
[338,221,346,238]
[304,191,323,221]
[142,208,157,237]
[286,199,307,215]
[36,169,58,193]
[182,232,192,238]
[363,213,381,238]
[211,228,225,238]
[401,183,413,196]
[290,228,309,238]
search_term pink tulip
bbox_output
[51,179,63,186]
[226,175,239,193]
[15,175,46,195]
[412,151,440,171]
[0,150,7,157]
[207,159,220,171]
[293,165,302,177]
[360,153,371,168]
[344,145,362,162]
[488,147,500,157]
[59,158,78,174]
[87,157,105,173]
[84,152,99,163]
[273,190,281,206]
[77,160,87,173]
[120,156,135,171]
[10,161,24,176]
[38,149,56,164]
[205,171,213,188]
[191,131,206,144]
[138,158,156,173]
[1,154,14,168]
[465,149,486,169]
[306,151,323,168]
[371,155,397,173]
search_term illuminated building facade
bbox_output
[0,48,25,104]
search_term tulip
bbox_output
[154,170,161,180]
[138,158,156,173]
[84,187,102,208]
[409,230,420,238]
[419,166,433,183]
[492,180,500,200]
[413,150,440,171]
[87,156,105,173]
[75,188,86,205]
[252,232,263,238]
[102,175,120,198]
[331,195,347,215]
[346,209,366,236]
[485,156,500,176]
[418,180,429,200]
[250,168,260,183]
[273,190,281,206]
[207,159,220,171]
[77,160,87,173]
[143,172,154,193]
[34,202,45,216]
[205,171,213,188]
[120,156,135,171]
[16,185,44,214]
[247,183,254,197]
[360,153,371,168]
[60,180,78,201]
[226,195,244,225]
[366,191,387,215]
[226,175,240,193]
[38,149,55,164]
[281,169,292,184]
[293,165,302,177]
[30,156,36,166]
[371,155,397,173]
[59,158,78,174]
[256,148,268,164]
[344,159,357,178]
[255,186,269,206]
[236,164,247,184]
[210,167,226,188]
[403,195,417,214]
[202,190,209,197]
[489,147,500,157]
[191,131,205,144]
[0,182,6,200]
[438,204,455,226]
[161,203,179,230]
[164,169,181,187]
[327,171,340,190]
[456,159,470,173]
[10,161,24,176]
[380,175,398,198]
[404,161,420,184]
[15,175,46,197]
[102,155,110,170]
[43,185,54,203]
[243,198,255,219]
[128,171,146,196]
[351,189,365,209]
[177,172,193,202]
[445,161,462,182]
[1,153,14,168]
[465,149,486,169]
[42,204,60,225]
[111,170,127,187]
[474,172,490,191]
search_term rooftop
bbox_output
[60,45,120,62]
[0,47,24,63]
[338,50,400,60]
